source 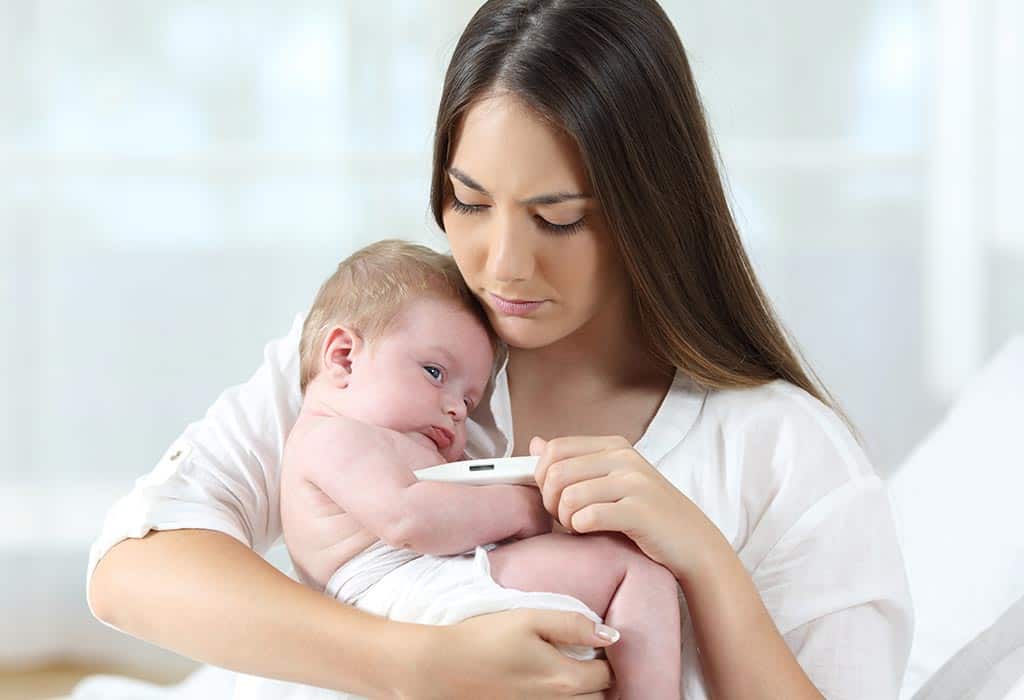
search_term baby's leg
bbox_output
[486,532,681,699]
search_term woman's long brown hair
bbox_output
[430,0,845,420]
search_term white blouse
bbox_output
[87,312,913,700]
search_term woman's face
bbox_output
[442,93,631,351]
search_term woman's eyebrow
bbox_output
[447,166,591,205]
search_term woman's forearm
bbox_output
[676,531,824,700]
[89,528,429,698]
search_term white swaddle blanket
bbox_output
[233,542,604,700]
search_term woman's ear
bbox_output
[320,325,364,388]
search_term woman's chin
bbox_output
[491,315,570,350]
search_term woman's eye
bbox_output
[450,194,488,215]
[423,365,443,381]
[450,190,583,236]
[534,214,585,236]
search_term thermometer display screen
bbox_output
[469,464,495,471]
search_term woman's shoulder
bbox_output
[706,377,841,427]
[658,378,883,556]
[701,378,875,482]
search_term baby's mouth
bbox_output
[425,426,454,453]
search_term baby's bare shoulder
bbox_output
[290,413,387,455]
[287,414,438,474]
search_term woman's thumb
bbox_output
[593,622,620,644]
[534,610,620,647]
[529,436,547,457]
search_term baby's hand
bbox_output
[514,485,554,539]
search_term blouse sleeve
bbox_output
[726,384,914,699]
[752,476,914,699]
[85,312,306,611]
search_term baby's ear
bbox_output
[321,325,363,388]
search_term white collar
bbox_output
[634,369,708,465]
[466,354,707,464]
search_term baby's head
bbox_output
[299,239,499,461]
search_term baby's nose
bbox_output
[445,397,467,421]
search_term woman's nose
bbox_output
[486,213,535,283]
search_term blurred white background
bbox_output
[1,0,1021,692]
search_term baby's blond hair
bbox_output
[299,239,496,393]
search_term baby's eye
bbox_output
[463,397,472,410]
[423,365,443,382]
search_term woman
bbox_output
[87,1,912,698]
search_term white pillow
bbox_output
[888,335,1024,698]
[912,593,1024,700]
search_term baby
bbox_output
[236,240,681,699]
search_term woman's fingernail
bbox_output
[595,624,620,643]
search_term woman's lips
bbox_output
[488,292,546,317]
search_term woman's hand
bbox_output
[531,435,720,581]
[407,608,617,699]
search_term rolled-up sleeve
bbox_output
[86,312,306,609]
[684,382,915,699]
[752,476,914,699]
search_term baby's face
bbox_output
[343,296,494,462]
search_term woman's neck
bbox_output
[507,299,673,403]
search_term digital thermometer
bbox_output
[414,456,540,486]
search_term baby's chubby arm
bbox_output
[291,415,551,556]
